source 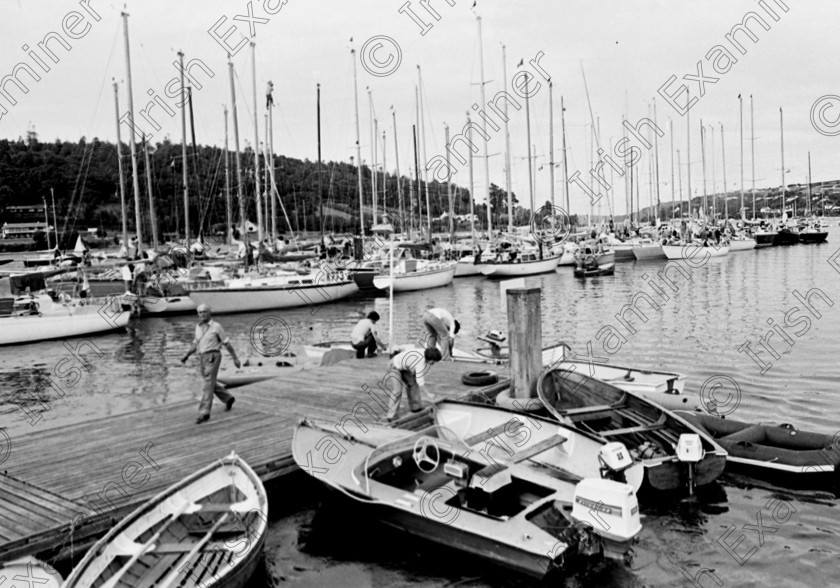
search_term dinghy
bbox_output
[538,369,727,492]
[63,452,268,588]
[0,557,61,588]
[675,411,840,478]
[293,418,642,578]
[434,400,645,491]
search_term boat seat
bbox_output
[562,404,614,416]
[153,541,237,554]
[600,414,667,438]
[509,435,567,464]
[464,422,510,446]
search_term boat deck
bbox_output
[0,357,507,564]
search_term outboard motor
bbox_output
[676,433,703,495]
[571,478,642,560]
[598,442,633,483]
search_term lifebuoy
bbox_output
[462,370,499,386]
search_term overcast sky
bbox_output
[2,0,838,217]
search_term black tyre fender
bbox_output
[462,370,499,386]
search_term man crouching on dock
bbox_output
[385,347,442,422]
[181,304,241,424]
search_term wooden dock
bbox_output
[0,356,508,565]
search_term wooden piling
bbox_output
[506,287,542,399]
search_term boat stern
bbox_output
[570,478,641,560]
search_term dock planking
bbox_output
[0,356,508,564]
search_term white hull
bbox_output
[455,257,482,277]
[728,237,756,251]
[0,297,129,346]
[373,264,456,292]
[478,255,560,276]
[662,244,729,259]
[557,250,577,266]
[189,280,359,314]
[632,243,666,260]
[140,295,197,314]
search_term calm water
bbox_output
[2,228,840,587]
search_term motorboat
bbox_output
[538,369,727,492]
[63,452,268,588]
[293,418,642,578]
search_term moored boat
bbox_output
[632,242,666,261]
[477,253,560,277]
[753,230,776,248]
[573,249,615,278]
[798,229,828,244]
[293,418,642,578]
[537,369,727,492]
[0,557,61,588]
[728,236,757,251]
[675,411,840,479]
[372,259,456,292]
[63,452,268,588]
[662,242,729,259]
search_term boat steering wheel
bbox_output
[412,437,441,474]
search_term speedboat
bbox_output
[293,418,642,578]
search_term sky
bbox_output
[1,0,838,218]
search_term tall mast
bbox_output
[549,80,555,215]
[670,118,675,221]
[808,151,812,216]
[178,52,189,246]
[502,44,513,233]
[560,96,570,216]
[250,42,263,243]
[317,83,324,248]
[700,119,707,219]
[414,85,422,235]
[368,88,377,225]
[418,66,431,240]
[721,123,728,220]
[413,124,420,238]
[525,72,534,214]
[352,49,364,236]
[264,114,271,243]
[780,106,785,216]
[43,195,50,250]
[686,88,692,219]
[446,124,454,242]
[187,88,199,237]
[113,81,129,255]
[142,137,159,250]
[268,83,277,245]
[710,123,716,220]
[476,16,492,236]
[653,98,660,221]
[122,12,143,253]
[739,95,744,218]
[50,189,58,251]
[468,112,476,241]
[224,105,231,244]
[229,57,248,271]
[751,95,756,219]
[391,107,404,236]
[381,129,387,225]
[677,149,683,219]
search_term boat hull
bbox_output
[612,244,636,262]
[662,244,729,259]
[774,229,800,246]
[753,232,776,248]
[799,231,828,244]
[478,256,560,277]
[632,244,666,260]
[140,295,197,314]
[188,280,359,314]
[728,238,756,251]
[372,264,456,292]
[455,257,483,277]
[0,299,130,346]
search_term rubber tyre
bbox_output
[462,370,499,386]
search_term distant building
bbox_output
[1,221,49,239]
[5,204,46,222]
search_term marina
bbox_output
[2,1,840,587]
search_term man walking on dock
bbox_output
[181,304,241,424]
[421,307,460,361]
[385,347,442,421]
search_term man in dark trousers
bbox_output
[385,347,442,420]
[421,307,460,361]
[181,304,241,424]
[351,311,387,358]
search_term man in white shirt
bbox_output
[181,304,241,424]
[421,307,460,361]
[385,347,442,420]
[351,311,387,358]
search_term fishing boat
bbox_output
[187,269,359,314]
[0,557,61,587]
[661,242,729,260]
[477,252,560,277]
[538,369,727,492]
[674,411,840,480]
[372,259,456,292]
[292,418,642,578]
[63,452,268,588]
[434,400,645,491]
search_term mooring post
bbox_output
[506,287,542,399]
